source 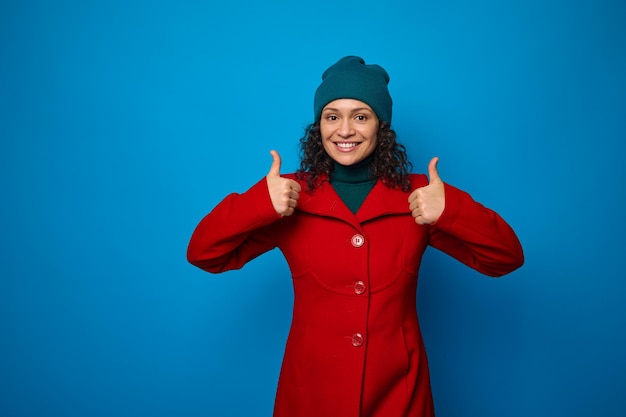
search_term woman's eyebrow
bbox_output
[322,107,372,113]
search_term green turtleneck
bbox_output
[330,155,377,214]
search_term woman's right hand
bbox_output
[266,150,301,216]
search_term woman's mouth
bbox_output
[335,142,360,152]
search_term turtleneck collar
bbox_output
[330,153,375,184]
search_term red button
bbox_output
[351,234,364,248]
[354,281,366,295]
[351,333,364,347]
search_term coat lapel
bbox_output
[296,180,356,224]
[356,180,412,223]
[296,179,413,226]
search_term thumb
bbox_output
[268,150,281,177]
[428,157,442,184]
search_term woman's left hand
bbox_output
[408,157,445,225]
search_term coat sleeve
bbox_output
[186,178,283,273]
[428,183,524,277]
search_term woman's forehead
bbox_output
[322,99,374,112]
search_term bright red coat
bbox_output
[187,173,524,417]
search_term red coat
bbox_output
[187,173,524,417]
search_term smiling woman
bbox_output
[187,56,524,417]
[320,99,379,166]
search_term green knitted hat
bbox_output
[314,56,392,124]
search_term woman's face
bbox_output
[320,99,379,166]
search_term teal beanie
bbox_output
[314,56,392,124]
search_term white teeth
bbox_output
[337,142,358,148]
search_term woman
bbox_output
[187,56,524,417]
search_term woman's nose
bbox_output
[338,120,354,137]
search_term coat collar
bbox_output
[289,174,416,226]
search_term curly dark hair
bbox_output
[296,121,413,192]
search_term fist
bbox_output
[408,157,445,225]
[266,150,301,216]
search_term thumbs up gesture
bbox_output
[266,150,301,217]
[408,157,445,225]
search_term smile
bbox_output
[335,142,360,149]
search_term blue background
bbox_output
[2,0,625,416]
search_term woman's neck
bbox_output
[330,154,374,184]
[329,154,376,214]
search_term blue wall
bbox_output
[2,0,625,416]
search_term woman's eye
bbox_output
[356,115,367,121]
[327,115,338,121]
